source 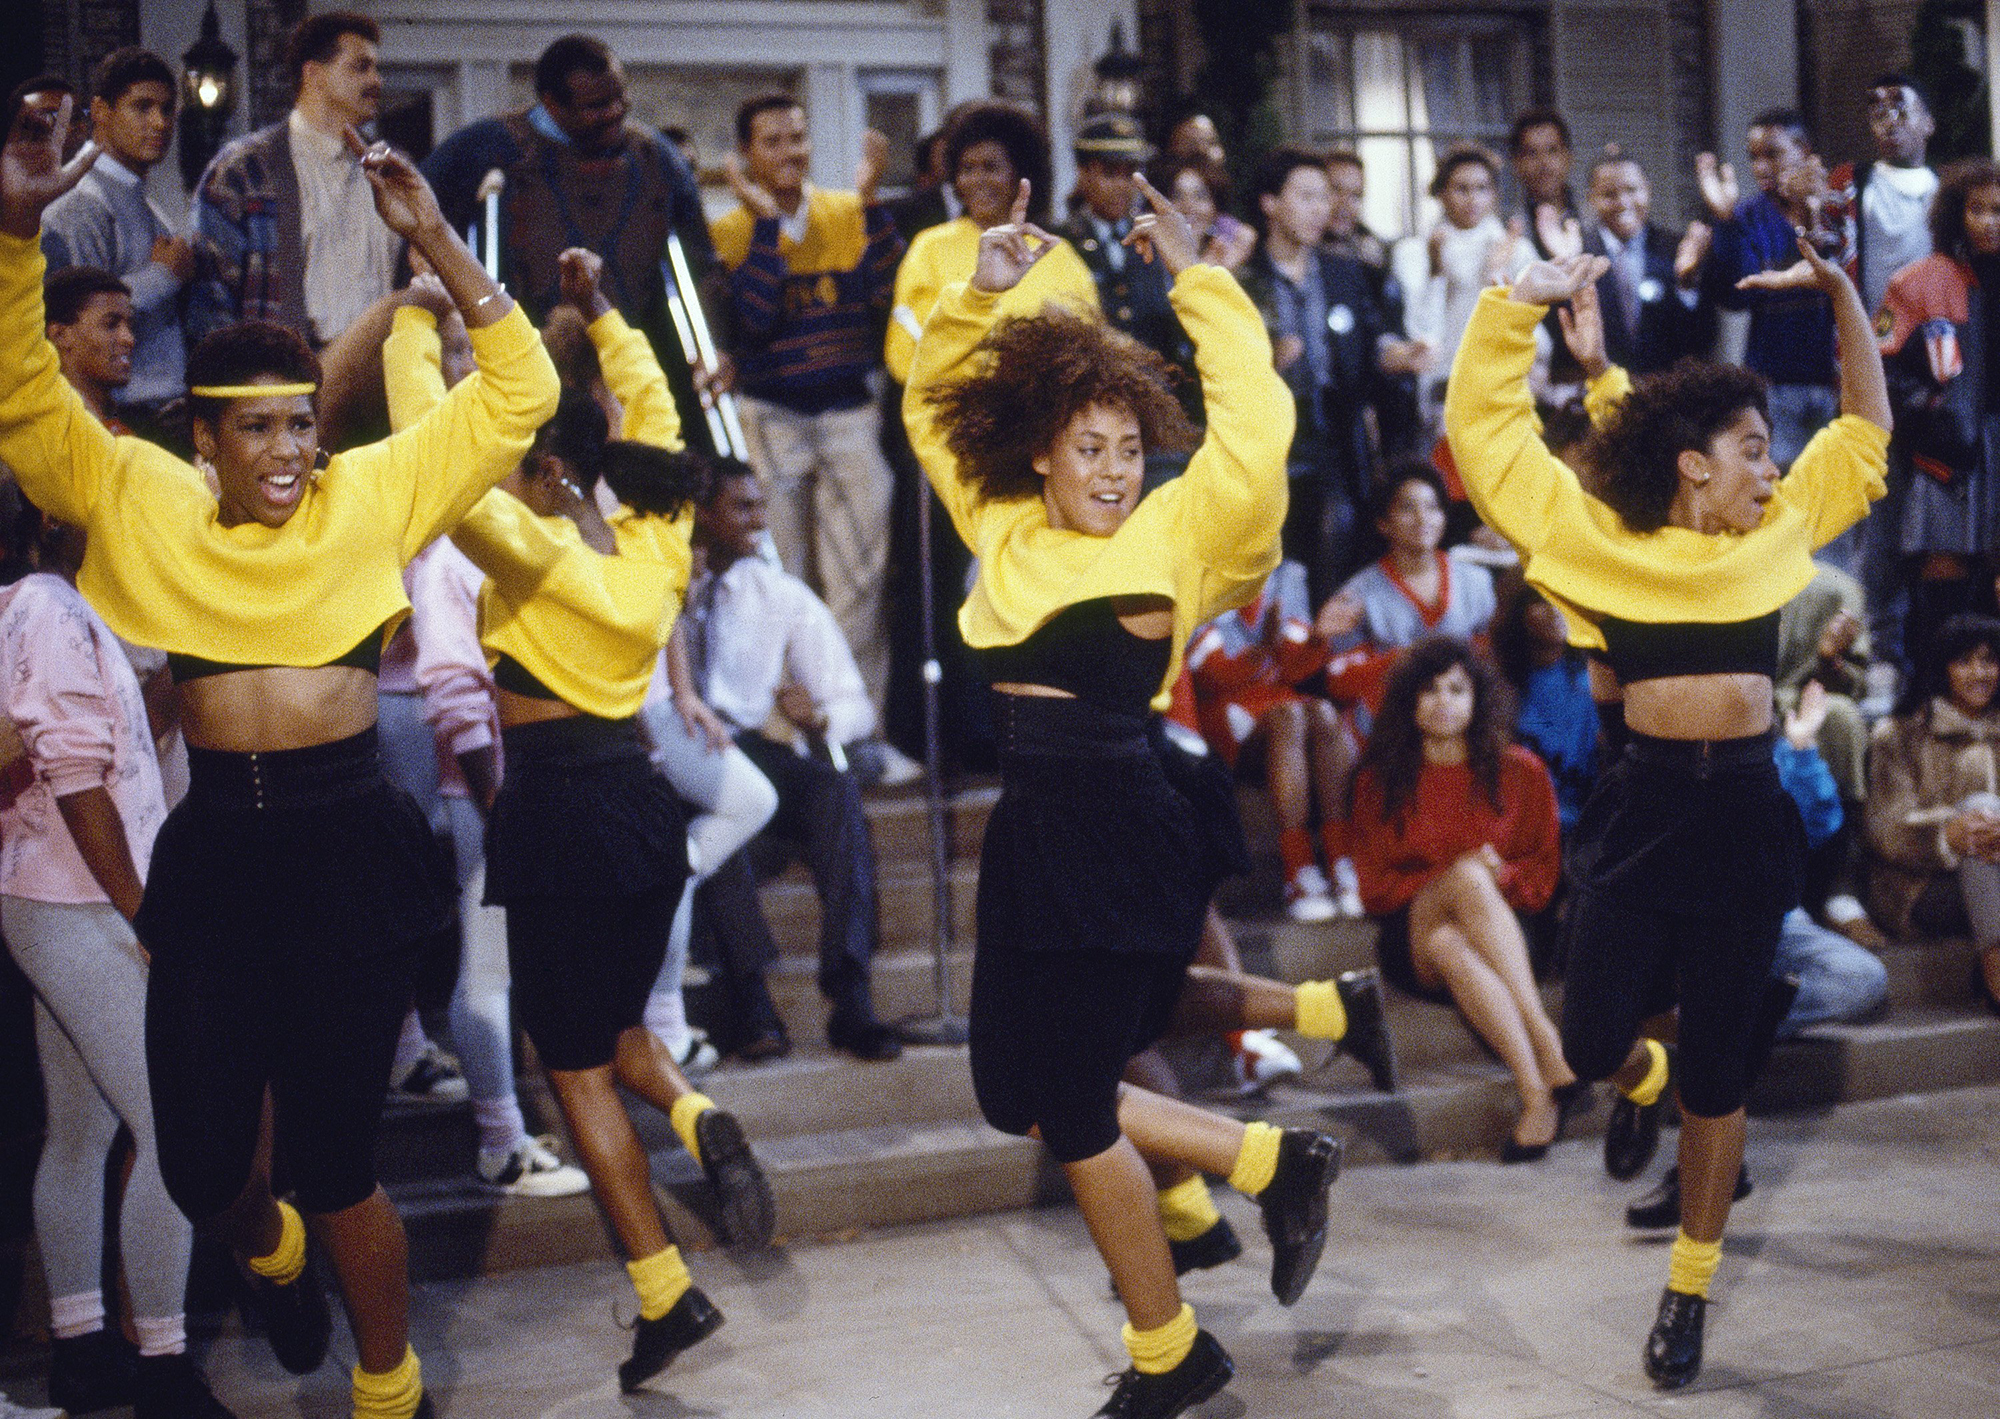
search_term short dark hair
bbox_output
[1905,612,2000,718]
[1749,107,1813,152]
[186,321,323,427]
[1430,144,1500,198]
[1368,458,1448,527]
[1587,144,1644,185]
[1149,155,1232,215]
[1869,72,1931,111]
[1585,358,1770,534]
[91,47,175,107]
[533,34,615,105]
[44,266,129,327]
[1252,145,1328,205]
[735,93,802,148]
[286,11,380,95]
[1509,108,1571,156]
[1323,148,1363,174]
[600,442,709,519]
[1931,158,2000,262]
[942,102,1054,222]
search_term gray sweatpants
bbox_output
[2,896,191,1322]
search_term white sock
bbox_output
[133,1315,187,1358]
[49,1292,104,1340]
[1823,893,1868,925]
[472,1096,527,1156]
[391,1008,431,1078]
[645,987,692,1055]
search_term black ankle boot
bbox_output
[1092,1329,1233,1418]
[1644,1287,1706,1389]
[1335,969,1400,1093]
[1624,1165,1754,1230]
[48,1329,137,1413]
[693,1108,776,1248]
[133,1352,236,1419]
[1603,1063,1667,1182]
[245,1255,332,1375]
[1257,1129,1342,1306]
[1168,1216,1242,1276]
[619,1287,724,1393]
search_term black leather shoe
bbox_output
[1625,1165,1753,1230]
[1092,1329,1233,1418]
[49,1328,138,1413]
[1498,1137,1549,1164]
[134,1352,236,1419]
[1258,1129,1342,1306]
[240,1249,332,1377]
[735,1027,792,1062]
[1604,1091,1665,1181]
[693,1107,776,1248]
[1643,1287,1706,1389]
[827,1011,904,1061]
[1168,1216,1242,1276]
[619,1287,725,1393]
[1335,969,1399,1093]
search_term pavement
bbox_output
[13,1082,2000,1419]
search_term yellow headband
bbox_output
[188,383,317,399]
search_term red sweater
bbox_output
[1349,744,1560,916]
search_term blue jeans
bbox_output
[1772,906,1887,1038]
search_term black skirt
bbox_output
[976,695,1220,958]
[483,716,689,904]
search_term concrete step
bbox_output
[1877,935,1984,1009]
[757,859,978,958]
[740,947,974,1043]
[857,782,997,866]
[1751,1003,2000,1113]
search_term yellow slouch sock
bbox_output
[1621,1039,1669,1107]
[1227,1121,1282,1197]
[246,1199,306,1285]
[1122,1303,1197,1375]
[1156,1175,1223,1243]
[351,1346,422,1419]
[627,1246,693,1321]
[670,1093,716,1161]
[1666,1231,1722,1298]
[1293,980,1346,1040]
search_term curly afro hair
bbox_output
[923,305,1196,504]
[942,102,1054,222]
[1583,358,1769,533]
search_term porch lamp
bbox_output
[178,2,239,191]
[1090,21,1147,115]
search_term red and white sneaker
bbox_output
[1228,1029,1303,1095]
[1286,866,1337,922]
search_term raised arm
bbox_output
[561,247,684,451]
[0,99,117,525]
[1442,254,1607,556]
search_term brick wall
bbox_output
[37,0,139,93]
[247,0,308,128]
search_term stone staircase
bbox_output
[378,778,2000,1282]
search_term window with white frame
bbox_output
[1294,9,1536,242]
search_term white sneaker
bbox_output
[0,1391,64,1419]
[477,1135,591,1198]
[1331,857,1365,918]
[673,1029,720,1075]
[391,1044,469,1104]
[1286,865,1337,922]
[875,742,926,787]
[1229,1029,1303,1094]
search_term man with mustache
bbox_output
[188,11,399,348]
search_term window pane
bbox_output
[1352,31,1407,133]
[864,91,920,189]
[1303,29,1353,136]
[1468,35,1513,131]
[1415,38,1460,135]
[1358,134,1414,240]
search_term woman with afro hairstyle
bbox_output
[1446,232,1890,1389]
[907,176,1342,1419]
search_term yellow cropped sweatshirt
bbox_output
[1443,287,1889,651]
[903,264,1293,710]
[383,305,693,719]
[0,230,558,663]
[885,216,1100,385]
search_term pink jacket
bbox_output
[0,575,166,903]
[409,540,500,798]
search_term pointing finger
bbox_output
[1008,178,1031,228]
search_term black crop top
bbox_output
[1593,610,1780,685]
[166,623,387,683]
[492,653,563,702]
[970,598,1172,714]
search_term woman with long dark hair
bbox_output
[907,178,1341,1419]
[385,248,771,1395]
[0,101,559,1419]
[1347,637,1569,1159]
[1447,232,1889,1386]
